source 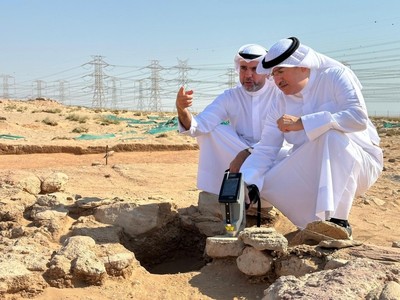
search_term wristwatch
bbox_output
[245,147,253,154]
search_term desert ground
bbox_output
[0,98,400,299]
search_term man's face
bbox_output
[239,60,266,92]
[271,67,310,95]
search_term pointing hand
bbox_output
[176,86,194,110]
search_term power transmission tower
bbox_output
[109,77,120,109]
[226,67,236,88]
[1,74,14,99]
[148,60,162,111]
[135,79,145,111]
[177,59,190,88]
[84,55,109,108]
[34,80,46,98]
[57,80,69,104]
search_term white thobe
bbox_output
[179,81,279,195]
[240,67,383,229]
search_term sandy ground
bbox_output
[1,98,400,299]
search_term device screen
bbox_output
[221,177,239,197]
[219,173,241,203]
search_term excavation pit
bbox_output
[120,214,208,275]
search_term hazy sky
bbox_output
[1,0,399,114]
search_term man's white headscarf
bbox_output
[234,44,267,73]
[256,37,362,89]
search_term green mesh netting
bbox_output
[106,115,156,124]
[147,115,168,120]
[383,122,400,128]
[145,117,178,134]
[74,133,116,140]
[0,134,25,140]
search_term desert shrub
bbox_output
[67,107,83,112]
[4,104,17,111]
[97,115,120,126]
[17,106,28,112]
[42,108,62,114]
[42,117,58,126]
[66,113,89,123]
[72,126,89,133]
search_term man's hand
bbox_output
[229,149,251,173]
[277,114,303,132]
[176,86,194,130]
[176,86,194,110]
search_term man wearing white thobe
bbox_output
[176,44,281,195]
[241,37,383,233]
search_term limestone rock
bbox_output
[236,247,273,276]
[0,260,47,296]
[275,255,321,278]
[239,227,288,252]
[93,201,176,237]
[41,172,69,193]
[263,258,400,300]
[205,236,245,258]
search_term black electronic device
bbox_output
[217,171,246,236]
[218,172,242,203]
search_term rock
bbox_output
[70,216,123,243]
[99,243,140,277]
[324,258,348,270]
[3,171,41,195]
[379,281,400,300]
[293,221,351,244]
[392,241,400,248]
[93,201,176,237]
[195,219,225,237]
[319,239,363,249]
[197,191,222,218]
[0,190,36,226]
[236,247,273,276]
[46,236,106,287]
[275,255,321,278]
[0,260,47,296]
[72,253,106,285]
[239,227,288,252]
[17,173,41,195]
[205,236,245,258]
[263,259,399,300]
[41,172,69,193]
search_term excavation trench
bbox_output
[120,214,208,274]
